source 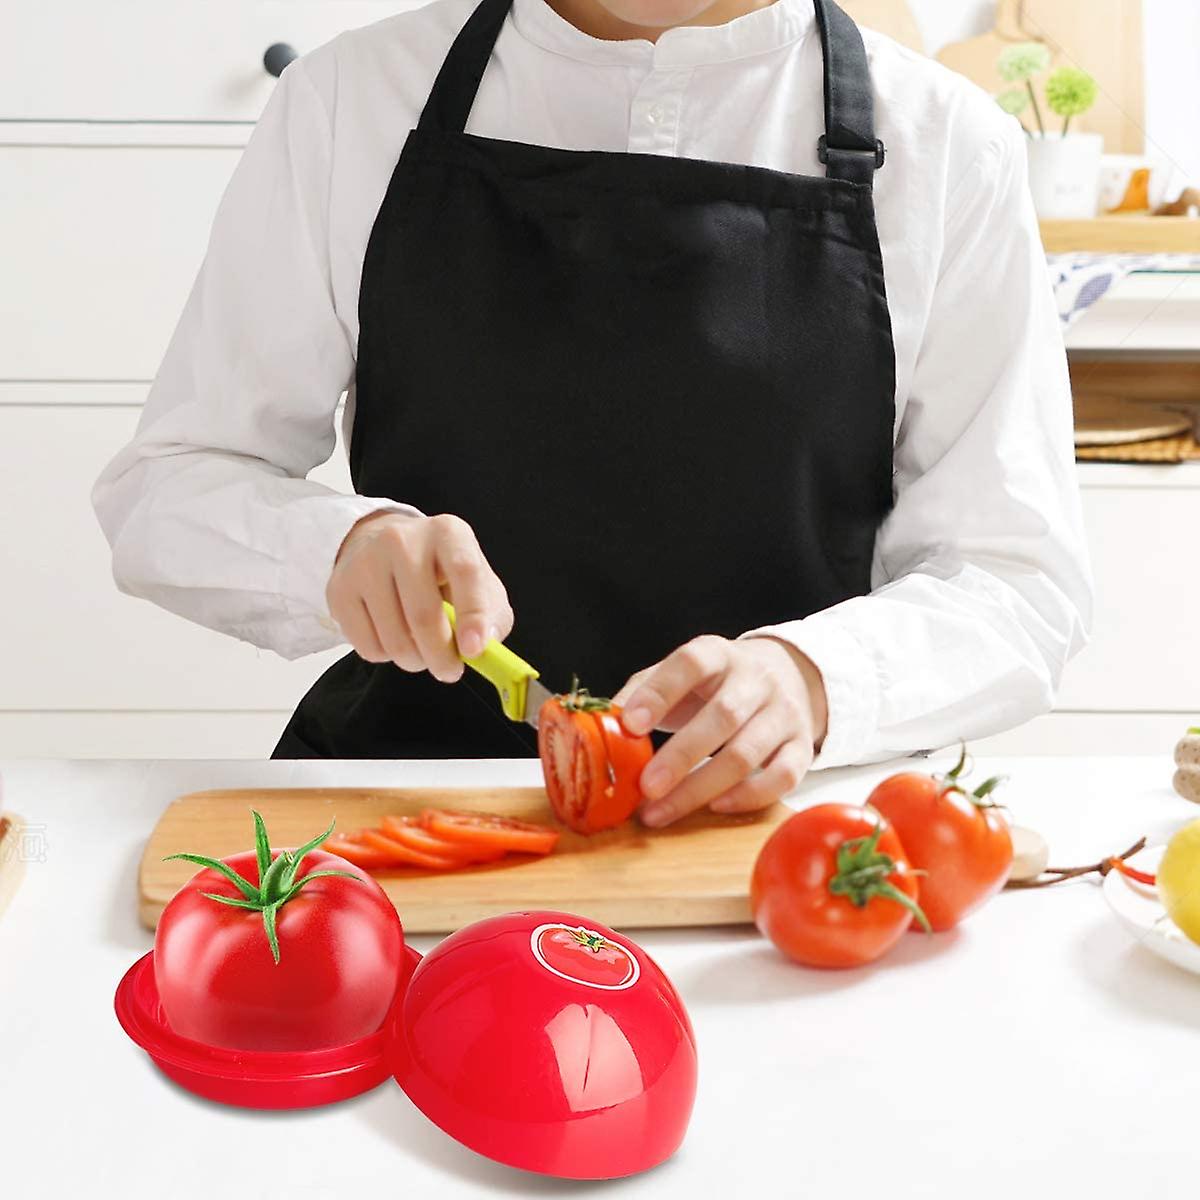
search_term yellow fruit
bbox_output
[1158,818,1200,945]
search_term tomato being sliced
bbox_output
[381,814,508,865]
[420,809,560,856]
[538,676,652,835]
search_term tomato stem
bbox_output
[935,741,1007,810]
[557,673,614,713]
[164,810,362,964]
[828,822,933,934]
[1005,836,1149,890]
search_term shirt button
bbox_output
[646,103,666,125]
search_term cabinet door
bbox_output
[0,397,356,712]
[0,146,242,381]
[1055,482,1200,713]
[2,1,422,123]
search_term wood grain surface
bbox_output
[138,787,792,934]
[0,814,27,921]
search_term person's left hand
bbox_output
[611,634,830,827]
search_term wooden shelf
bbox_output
[1041,216,1200,255]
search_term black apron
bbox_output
[272,0,896,760]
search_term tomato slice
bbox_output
[420,809,560,855]
[323,832,408,872]
[380,814,507,864]
[538,689,652,835]
[357,828,468,871]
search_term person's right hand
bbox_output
[325,510,513,682]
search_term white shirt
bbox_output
[91,0,1095,769]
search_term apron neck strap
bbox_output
[418,0,513,135]
[812,0,885,186]
[418,0,886,188]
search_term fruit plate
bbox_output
[1101,844,1200,977]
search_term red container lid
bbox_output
[115,910,696,1177]
[388,911,698,1179]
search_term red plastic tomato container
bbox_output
[389,911,698,1179]
[115,909,697,1178]
[114,944,423,1109]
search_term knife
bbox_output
[442,600,554,729]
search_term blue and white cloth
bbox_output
[1049,252,1200,329]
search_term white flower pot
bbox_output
[1025,132,1104,220]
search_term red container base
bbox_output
[114,946,421,1110]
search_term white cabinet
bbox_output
[0,395,354,715]
[3,1,420,123]
[1058,475,1200,713]
[0,147,241,380]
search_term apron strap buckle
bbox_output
[817,135,886,171]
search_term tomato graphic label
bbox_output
[530,923,641,991]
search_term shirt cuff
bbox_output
[736,612,879,770]
[278,493,426,655]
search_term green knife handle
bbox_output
[442,599,540,722]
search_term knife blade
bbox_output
[442,600,554,729]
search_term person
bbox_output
[91,0,1094,828]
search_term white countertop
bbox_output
[2,754,1197,1199]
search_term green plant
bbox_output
[997,41,1051,135]
[1045,66,1100,136]
[994,42,1097,138]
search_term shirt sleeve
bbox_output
[737,119,1096,768]
[90,56,423,662]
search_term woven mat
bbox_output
[1076,433,1200,463]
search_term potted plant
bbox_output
[996,43,1101,220]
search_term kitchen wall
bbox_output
[910,0,1200,186]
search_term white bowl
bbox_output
[1102,844,1200,977]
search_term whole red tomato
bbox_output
[867,743,1013,931]
[539,675,653,834]
[750,803,929,968]
[154,812,404,1051]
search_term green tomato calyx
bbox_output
[828,819,932,934]
[163,809,362,965]
[938,740,1008,810]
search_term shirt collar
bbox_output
[511,0,817,67]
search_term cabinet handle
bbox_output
[263,43,298,78]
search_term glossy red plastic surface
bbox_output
[387,910,698,1179]
[115,945,421,1110]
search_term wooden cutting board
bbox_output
[936,0,1145,155]
[0,814,27,921]
[138,788,791,934]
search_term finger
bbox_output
[433,515,506,658]
[640,699,782,827]
[394,546,463,683]
[710,738,813,814]
[337,596,389,663]
[359,567,423,671]
[639,674,770,806]
[611,669,650,708]
[620,635,730,736]
[614,669,701,731]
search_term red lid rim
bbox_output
[114,947,420,1084]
